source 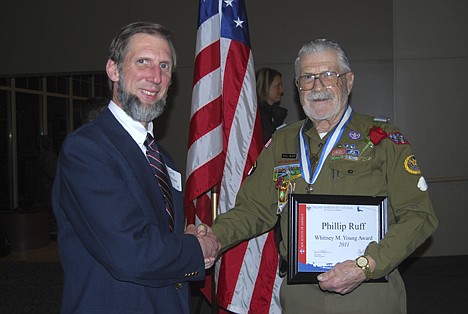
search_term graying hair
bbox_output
[294,39,351,79]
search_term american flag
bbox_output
[185,0,282,313]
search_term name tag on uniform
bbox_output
[166,166,182,191]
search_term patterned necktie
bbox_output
[144,133,174,231]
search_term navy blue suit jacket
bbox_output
[52,108,204,313]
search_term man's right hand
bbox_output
[185,224,220,269]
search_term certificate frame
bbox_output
[288,194,388,284]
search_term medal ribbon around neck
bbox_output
[299,105,353,185]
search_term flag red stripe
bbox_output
[242,109,263,178]
[216,241,249,306]
[187,96,222,148]
[249,231,278,313]
[221,41,250,141]
[194,193,213,225]
[192,40,221,86]
[184,154,224,224]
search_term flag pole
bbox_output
[210,185,219,314]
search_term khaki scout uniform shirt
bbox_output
[212,111,438,314]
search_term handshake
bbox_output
[185,224,221,269]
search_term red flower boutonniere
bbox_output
[369,126,388,145]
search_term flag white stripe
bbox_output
[219,54,256,213]
[270,270,283,313]
[222,233,283,314]
[228,233,267,313]
[196,14,221,54]
[190,68,222,117]
[186,124,223,176]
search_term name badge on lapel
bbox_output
[166,166,182,191]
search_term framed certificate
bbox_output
[288,194,388,284]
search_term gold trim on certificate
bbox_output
[288,194,388,284]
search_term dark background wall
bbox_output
[1,0,467,257]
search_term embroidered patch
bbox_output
[278,158,299,165]
[404,155,421,174]
[331,155,344,161]
[345,155,359,161]
[343,143,356,149]
[273,164,301,181]
[281,153,297,159]
[348,130,361,140]
[389,132,410,145]
[346,149,360,157]
[331,147,346,156]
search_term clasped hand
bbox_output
[185,224,220,269]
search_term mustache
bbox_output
[307,91,334,102]
[117,82,166,122]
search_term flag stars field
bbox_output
[233,17,244,28]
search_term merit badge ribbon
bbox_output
[299,105,353,187]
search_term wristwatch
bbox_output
[356,255,372,281]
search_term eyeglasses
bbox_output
[296,71,349,91]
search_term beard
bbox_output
[303,90,345,122]
[116,76,166,123]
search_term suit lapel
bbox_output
[95,109,172,228]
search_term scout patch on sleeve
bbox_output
[404,155,421,174]
[388,132,410,145]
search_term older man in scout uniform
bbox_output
[209,39,437,313]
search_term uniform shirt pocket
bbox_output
[329,157,373,178]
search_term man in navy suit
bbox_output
[52,22,219,313]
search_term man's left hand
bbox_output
[317,259,368,295]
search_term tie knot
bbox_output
[144,133,155,149]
